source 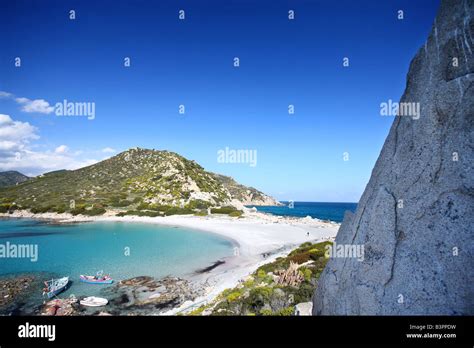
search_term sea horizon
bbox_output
[248,201,358,223]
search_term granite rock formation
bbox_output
[313,0,473,315]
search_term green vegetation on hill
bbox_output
[0,148,272,216]
[0,171,30,188]
[189,241,332,316]
[208,206,243,217]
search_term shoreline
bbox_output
[0,209,339,315]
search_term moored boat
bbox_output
[43,277,69,299]
[80,273,113,284]
[80,296,108,307]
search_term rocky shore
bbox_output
[0,274,36,308]
[37,275,203,316]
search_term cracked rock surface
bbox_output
[313,0,474,315]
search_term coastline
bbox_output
[0,209,339,314]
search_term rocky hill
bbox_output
[0,148,279,215]
[313,0,473,315]
[212,173,282,206]
[0,171,30,188]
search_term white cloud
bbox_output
[0,91,13,98]
[0,114,38,145]
[0,113,38,155]
[0,115,101,176]
[0,140,19,151]
[0,114,13,125]
[101,147,116,153]
[15,97,54,114]
[0,150,99,175]
[0,91,56,115]
[54,145,69,154]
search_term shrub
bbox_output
[242,286,274,312]
[226,291,242,302]
[288,241,332,260]
[218,288,234,300]
[163,207,194,216]
[30,206,55,214]
[229,210,243,217]
[82,207,106,216]
[274,306,294,316]
[137,203,151,210]
[0,203,18,213]
[70,205,86,215]
[138,203,172,212]
[210,206,238,214]
[279,283,314,304]
[256,269,267,280]
[302,268,312,282]
[154,205,172,212]
[259,306,294,316]
[194,210,208,216]
[116,210,161,217]
[288,252,311,264]
[309,248,328,260]
[188,304,211,316]
[243,279,255,288]
[249,286,273,301]
[185,200,212,210]
[140,210,161,217]
[259,309,273,316]
[53,206,67,214]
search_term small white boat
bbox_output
[80,296,108,307]
[80,274,113,284]
[43,277,69,299]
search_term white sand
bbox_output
[1,210,339,314]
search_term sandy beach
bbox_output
[0,209,339,314]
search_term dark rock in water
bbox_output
[117,293,129,305]
[0,275,36,308]
[105,275,201,315]
[118,276,154,287]
[0,272,60,315]
[314,0,474,315]
[196,260,225,274]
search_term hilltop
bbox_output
[0,171,30,188]
[0,148,279,216]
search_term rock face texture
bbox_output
[313,0,474,315]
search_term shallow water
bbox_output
[0,218,234,304]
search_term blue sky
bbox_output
[0,0,440,202]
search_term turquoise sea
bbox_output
[247,202,358,223]
[0,219,234,301]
